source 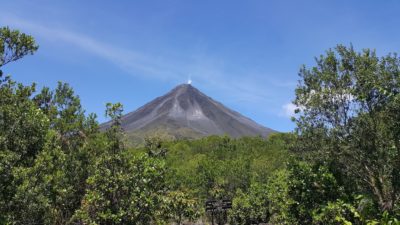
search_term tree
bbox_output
[0,26,38,73]
[144,136,168,158]
[0,27,102,224]
[10,130,70,225]
[161,190,200,225]
[266,169,296,225]
[0,26,41,165]
[229,183,270,225]
[265,161,342,225]
[293,45,400,214]
[72,103,169,224]
[4,81,100,224]
[312,200,362,225]
[0,78,50,223]
[0,27,44,223]
[73,153,168,225]
[286,161,343,224]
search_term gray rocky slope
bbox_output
[101,84,275,138]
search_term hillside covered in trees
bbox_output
[0,27,399,224]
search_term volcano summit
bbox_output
[101,84,275,140]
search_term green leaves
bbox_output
[312,200,362,225]
[230,183,269,225]
[73,153,169,224]
[0,26,38,68]
[294,45,400,215]
[161,190,200,224]
[70,103,171,224]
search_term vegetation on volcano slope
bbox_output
[1,27,399,224]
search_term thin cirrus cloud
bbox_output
[0,14,183,81]
[0,14,295,117]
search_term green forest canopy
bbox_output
[0,27,399,224]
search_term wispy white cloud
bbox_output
[0,14,295,117]
[0,14,183,81]
[281,102,297,118]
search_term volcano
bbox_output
[101,84,275,140]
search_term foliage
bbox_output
[264,161,344,224]
[161,190,200,225]
[293,45,400,217]
[72,153,168,225]
[372,211,400,225]
[144,136,168,158]
[266,169,296,225]
[165,135,290,200]
[312,200,362,225]
[10,131,70,224]
[0,72,99,224]
[0,26,38,68]
[0,73,50,223]
[229,182,269,225]
[288,161,343,224]
[71,103,169,225]
[5,26,400,224]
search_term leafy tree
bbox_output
[161,190,200,225]
[195,157,224,199]
[73,153,168,225]
[250,133,292,184]
[33,82,92,150]
[165,141,202,190]
[10,130,70,224]
[0,25,101,223]
[72,103,169,224]
[312,200,362,225]
[144,136,168,158]
[265,161,342,224]
[0,26,38,69]
[0,76,49,166]
[229,182,270,225]
[4,82,99,224]
[14,83,99,223]
[293,45,400,214]
[0,26,43,167]
[0,27,44,223]
[287,161,343,224]
[266,169,296,225]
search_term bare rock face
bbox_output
[101,84,275,138]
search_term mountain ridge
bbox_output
[101,84,275,139]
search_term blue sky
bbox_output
[1,0,400,132]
